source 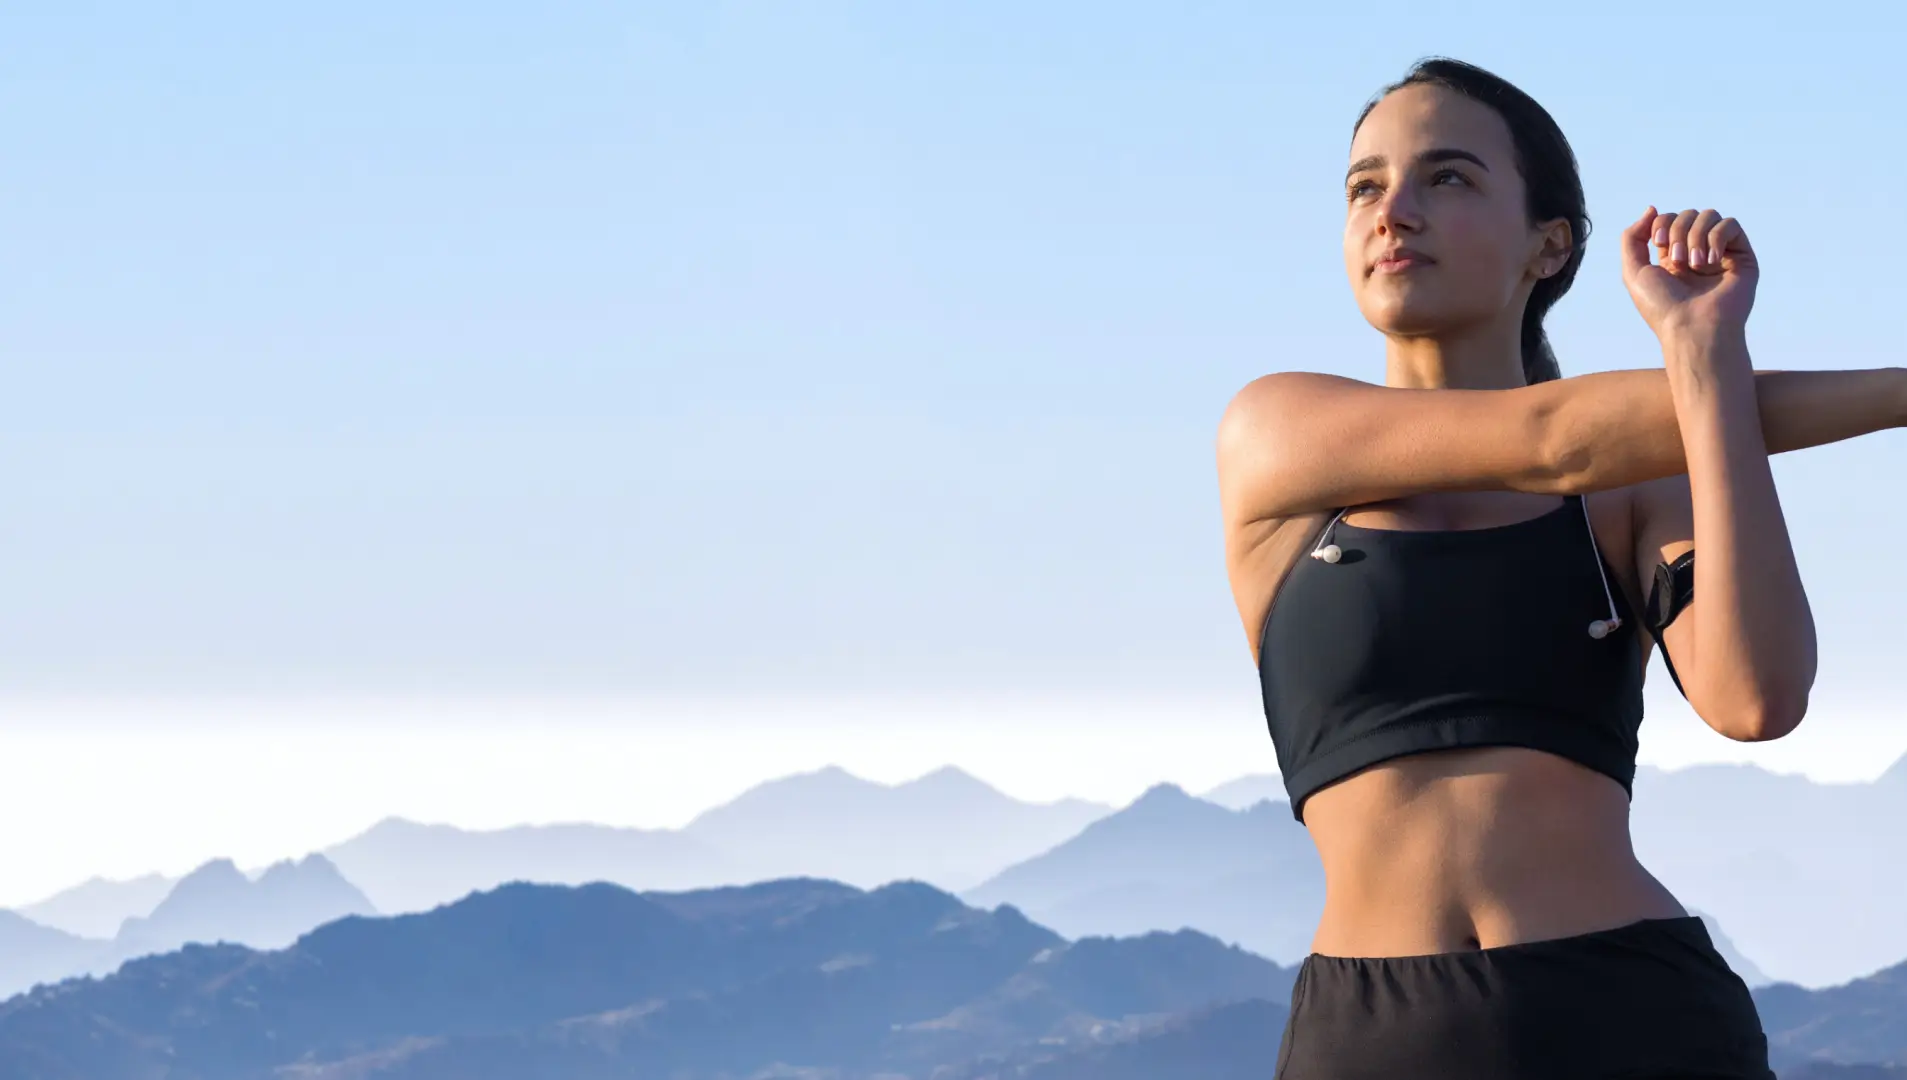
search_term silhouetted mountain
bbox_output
[963,783,1324,963]
[110,854,374,962]
[1757,951,1907,1069]
[0,878,1297,1079]
[2,857,374,1002]
[1198,774,1284,811]
[11,874,174,939]
[324,766,1111,915]
[1631,758,1907,986]
[0,913,104,1001]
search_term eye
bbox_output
[1347,179,1380,201]
[1432,167,1472,187]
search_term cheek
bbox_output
[1438,210,1526,291]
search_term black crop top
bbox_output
[1257,496,1645,822]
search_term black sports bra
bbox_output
[1256,496,1647,822]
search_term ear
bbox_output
[1529,218,1574,280]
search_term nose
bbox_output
[1374,184,1423,235]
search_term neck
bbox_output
[1383,319,1530,390]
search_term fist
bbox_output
[1620,206,1758,338]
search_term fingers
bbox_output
[1651,212,1677,262]
[1620,206,1657,279]
[1665,209,1700,271]
[1637,205,1756,286]
[1649,208,1749,275]
[1710,217,1753,268]
[1685,209,1724,273]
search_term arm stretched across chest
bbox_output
[1217,365,1906,529]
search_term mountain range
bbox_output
[13,754,1907,993]
[321,765,1109,914]
[1759,950,1907,1072]
[0,912,98,1003]
[1630,756,1907,987]
[12,873,174,939]
[0,878,1296,1079]
[2,875,1904,1077]
[964,783,1324,965]
[0,854,372,1000]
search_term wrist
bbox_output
[1657,315,1748,352]
[1660,323,1753,407]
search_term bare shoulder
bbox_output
[1218,371,1374,439]
[1215,374,1369,634]
[1215,372,1388,528]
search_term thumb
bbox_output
[1619,205,1656,281]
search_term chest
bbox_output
[1264,511,1641,704]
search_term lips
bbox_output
[1372,247,1434,273]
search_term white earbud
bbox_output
[1309,509,1351,565]
[1580,497,1624,641]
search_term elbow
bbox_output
[1709,684,1812,743]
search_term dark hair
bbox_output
[1353,58,1589,385]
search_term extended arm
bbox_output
[1217,365,1905,527]
[1633,327,1816,740]
[1623,206,1816,741]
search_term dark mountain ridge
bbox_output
[0,877,1296,1080]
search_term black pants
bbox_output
[1274,915,1774,1079]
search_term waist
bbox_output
[1301,747,1685,958]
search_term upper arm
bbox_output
[1215,372,1568,527]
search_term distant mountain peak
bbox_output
[909,764,990,790]
[175,859,247,888]
[1130,783,1195,807]
[254,853,352,886]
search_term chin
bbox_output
[1358,288,1460,338]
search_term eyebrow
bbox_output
[1345,148,1491,182]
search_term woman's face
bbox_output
[1343,83,1562,341]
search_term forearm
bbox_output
[1540,366,1907,493]
[1665,326,1817,735]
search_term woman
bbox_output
[1216,58,1906,1078]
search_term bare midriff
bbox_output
[1299,745,1686,958]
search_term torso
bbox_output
[1229,488,1686,957]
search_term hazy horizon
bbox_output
[5,690,1903,909]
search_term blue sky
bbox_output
[1,4,1902,895]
